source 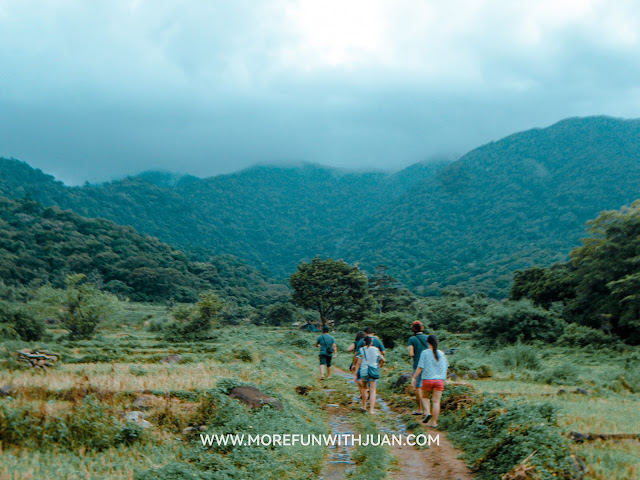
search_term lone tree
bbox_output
[289,257,373,327]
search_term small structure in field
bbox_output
[17,349,60,369]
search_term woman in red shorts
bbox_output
[410,334,448,428]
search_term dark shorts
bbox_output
[319,354,333,367]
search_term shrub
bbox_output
[366,311,418,349]
[494,343,542,371]
[478,299,565,344]
[536,363,581,386]
[557,323,620,348]
[0,301,46,341]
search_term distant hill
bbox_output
[0,196,287,306]
[2,115,640,295]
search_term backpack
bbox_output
[361,347,380,379]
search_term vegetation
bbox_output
[4,117,640,295]
[512,201,640,344]
[290,257,373,327]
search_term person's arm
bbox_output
[378,351,385,368]
[408,344,414,358]
[411,367,422,387]
[332,342,337,356]
[347,342,355,352]
[353,356,362,380]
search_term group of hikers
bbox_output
[315,321,447,428]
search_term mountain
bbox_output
[342,116,640,294]
[0,159,449,275]
[2,115,640,296]
[0,195,287,307]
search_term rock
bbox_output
[125,411,152,428]
[394,372,413,390]
[228,386,283,410]
[557,389,567,395]
[182,427,196,435]
[0,385,16,397]
[448,372,461,381]
[569,431,588,443]
[295,385,312,396]
[132,395,155,410]
[160,354,182,364]
[574,388,589,395]
[199,425,207,431]
[463,370,478,380]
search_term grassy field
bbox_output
[1,303,639,479]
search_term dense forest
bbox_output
[2,116,640,295]
[0,196,287,307]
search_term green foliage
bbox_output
[36,274,115,339]
[163,292,225,343]
[536,362,581,386]
[0,301,46,341]
[365,311,417,349]
[261,302,298,326]
[0,395,144,451]
[493,343,542,371]
[442,396,578,479]
[478,299,565,344]
[0,195,288,308]
[513,201,640,344]
[290,257,373,327]
[557,323,621,348]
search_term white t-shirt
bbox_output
[357,346,382,377]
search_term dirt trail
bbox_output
[332,366,474,480]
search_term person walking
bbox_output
[354,326,386,357]
[316,326,337,380]
[353,336,385,414]
[407,321,430,415]
[411,334,448,427]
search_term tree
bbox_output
[289,257,373,327]
[37,274,115,339]
[164,291,225,342]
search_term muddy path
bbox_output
[326,366,474,480]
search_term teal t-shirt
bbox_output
[317,334,335,356]
[408,333,430,371]
[355,336,385,353]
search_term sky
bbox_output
[2,0,640,185]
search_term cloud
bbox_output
[1,0,640,184]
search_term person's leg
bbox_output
[414,386,424,414]
[319,356,326,379]
[421,389,431,417]
[326,356,332,378]
[429,389,443,426]
[357,380,367,410]
[369,381,377,414]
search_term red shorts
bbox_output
[421,379,445,392]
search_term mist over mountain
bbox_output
[2,116,640,295]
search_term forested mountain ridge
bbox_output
[2,115,640,295]
[0,195,287,307]
[343,116,640,294]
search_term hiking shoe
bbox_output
[422,414,432,424]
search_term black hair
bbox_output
[354,331,365,343]
[322,326,329,333]
[364,326,374,334]
[427,334,439,361]
[364,336,373,346]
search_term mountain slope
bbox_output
[2,115,640,295]
[341,116,640,294]
[0,195,286,306]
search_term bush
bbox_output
[557,323,620,348]
[365,311,418,349]
[478,299,565,344]
[0,301,46,341]
[536,362,581,386]
[494,343,542,371]
[0,395,144,450]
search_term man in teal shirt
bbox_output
[407,321,429,415]
[316,326,337,380]
[354,326,385,357]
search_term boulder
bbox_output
[448,372,461,381]
[124,411,152,428]
[557,389,567,395]
[132,395,155,410]
[0,385,16,397]
[463,370,478,380]
[574,388,589,395]
[182,426,197,435]
[394,372,413,390]
[228,386,283,410]
[160,354,182,364]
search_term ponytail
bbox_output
[427,334,439,362]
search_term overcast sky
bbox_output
[2,0,640,184]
